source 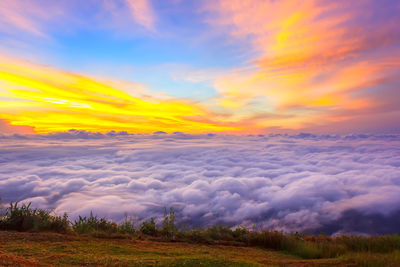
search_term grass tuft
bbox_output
[0,202,70,233]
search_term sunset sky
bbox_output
[1,0,400,134]
[1,1,400,236]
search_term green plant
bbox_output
[118,214,136,236]
[0,202,69,233]
[177,229,213,244]
[72,211,117,235]
[140,217,157,236]
[161,207,176,239]
[335,234,400,253]
[207,225,236,241]
[233,227,249,241]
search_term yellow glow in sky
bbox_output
[0,59,238,134]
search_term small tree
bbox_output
[119,213,137,236]
[140,218,157,236]
[161,207,176,239]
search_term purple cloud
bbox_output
[1,132,399,234]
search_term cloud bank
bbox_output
[1,132,400,235]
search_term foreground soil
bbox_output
[0,231,353,266]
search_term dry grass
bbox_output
[2,203,400,266]
[0,231,349,266]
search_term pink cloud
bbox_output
[125,0,156,31]
[0,119,34,135]
[0,0,61,37]
[204,0,400,132]
[0,0,157,38]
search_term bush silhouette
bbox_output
[119,214,137,236]
[161,207,176,239]
[73,211,117,235]
[0,202,69,233]
[140,217,157,236]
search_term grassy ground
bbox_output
[2,203,400,266]
[0,231,349,266]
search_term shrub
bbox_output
[72,211,117,235]
[248,230,286,250]
[206,225,235,241]
[246,230,328,259]
[140,218,157,236]
[178,229,213,244]
[118,215,137,236]
[0,202,70,233]
[334,234,400,253]
[232,227,249,241]
[161,207,176,239]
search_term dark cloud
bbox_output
[315,209,400,235]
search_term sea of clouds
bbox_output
[1,130,400,235]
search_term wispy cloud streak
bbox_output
[124,0,156,31]
[0,0,158,39]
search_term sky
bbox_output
[1,1,400,235]
[0,0,400,134]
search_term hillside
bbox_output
[1,203,400,266]
[0,231,348,266]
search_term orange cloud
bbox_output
[205,0,400,131]
[0,57,237,133]
[0,119,34,135]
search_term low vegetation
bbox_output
[0,202,69,233]
[1,202,400,266]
